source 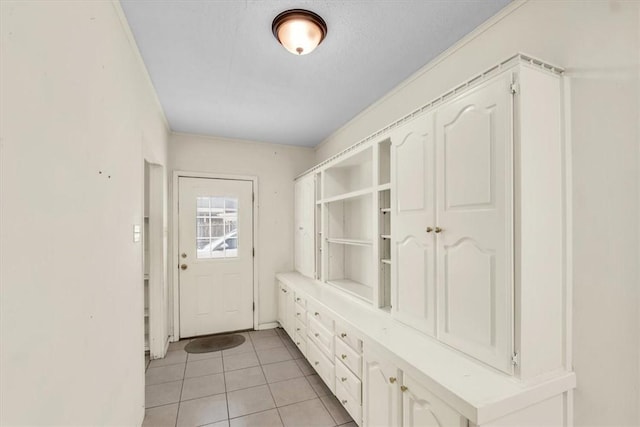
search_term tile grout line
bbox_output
[174,355,189,427]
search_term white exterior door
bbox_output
[178,177,254,338]
[391,112,437,335]
[435,73,514,374]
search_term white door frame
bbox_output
[171,171,259,340]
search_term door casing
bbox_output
[171,171,259,340]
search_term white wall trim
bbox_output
[171,170,260,341]
[171,131,315,152]
[314,0,528,152]
[111,0,171,133]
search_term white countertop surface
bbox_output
[277,271,575,424]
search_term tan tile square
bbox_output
[145,380,182,408]
[306,375,331,397]
[230,408,283,427]
[224,351,260,372]
[181,373,226,401]
[146,364,185,385]
[225,366,266,392]
[227,385,276,418]
[143,403,179,427]
[320,395,352,425]
[257,347,292,365]
[176,394,228,427]
[185,358,224,378]
[277,398,335,427]
[269,377,317,407]
[252,336,285,350]
[262,360,303,383]
[188,351,222,362]
[149,350,188,368]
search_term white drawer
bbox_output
[294,307,307,326]
[307,339,335,393]
[335,378,362,425]
[294,318,306,337]
[307,300,334,331]
[335,322,363,353]
[293,331,307,357]
[335,358,362,403]
[294,293,307,309]
[308,316,334,359]
[335,336,362,378]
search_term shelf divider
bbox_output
[327,237,373,247]
[322,187,373,204]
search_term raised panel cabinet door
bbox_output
[390,112,437,336]
[402,374,467,427]
[363,348,401,427]
[278,283,288,330]
[285,287,295,338]
[294,175,315,278]
[435,72,514,374]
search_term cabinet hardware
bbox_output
[314,333,320,337]
[181,253,187,258]
[341,377,347,382]
[180,264,188,270]
[296,342,300,345]
[340,332,347,338]
[400,385,408,392]
[426,227,433,233]
[314,312,320,316]
[282,289,288,293]
[341,354,347,359]
[296,298,301,302]
[296,312,301,316]
[389,377,397,383]
[296,328,300,331]
[341,399,348,405]
[434,227,443,233]
[314,361,319,366]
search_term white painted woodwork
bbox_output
[178,177,254,337]
[435,72,514,374]
[402,374,467,427]
[363,347,401,427]
[294,174,315,278]
[307,339,336,392]
[336,358,362,402]
[390,112,436,335]
[336,380,363,425]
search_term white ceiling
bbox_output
[121,0,511,147]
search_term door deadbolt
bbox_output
[180,264,188,270]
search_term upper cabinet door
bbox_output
[435,72,514,374]
[390,113,436,336]
[294,174,315,278]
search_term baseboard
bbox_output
[256,322,279,330]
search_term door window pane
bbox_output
[196,196,238,259]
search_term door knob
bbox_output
[434,227,443,233]
[389,377,397,383]
[181,253,187,258]
[180,264,188,270]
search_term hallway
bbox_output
[144,328,356,427]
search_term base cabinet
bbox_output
[363,348,401,427]
[402,374,467,427]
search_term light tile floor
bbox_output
[143,328,356,427]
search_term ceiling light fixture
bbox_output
[272,9,327,56]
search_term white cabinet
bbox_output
[363,348,401,427]
[294,174,315,278]
[277,282,294,337]
[390,63,565,377]
[402,374,467,427]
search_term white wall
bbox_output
[315,1,640,425]
[0,1,169,425]
[168,133,315,330]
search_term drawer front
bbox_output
[294,318,306,337]
[308,316,334,359]
[335,358,362,403]
[335,336,362,378]
[335,322,363,353]
[307,340,335,393]
[294,307,307,327]
[307,300,335,331]
[335,379,362,425]
[293,331,307,357]
[294,293,307,309]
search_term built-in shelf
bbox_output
[327,237,373,247]
[144,274,150,280]
[327,279,373,302]
[322,187,373,204]
[381,259,392,265]
[380,208,391,213]
[378,183,391,191]
[381,235,391,240]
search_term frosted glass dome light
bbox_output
[272,9,327,56]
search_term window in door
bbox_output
[196,196,238,259]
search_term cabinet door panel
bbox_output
[402,374,467,427]
[295,175,315,278]
[391,113,436,336]
[435,73,514,374]
[363,348,400,427]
